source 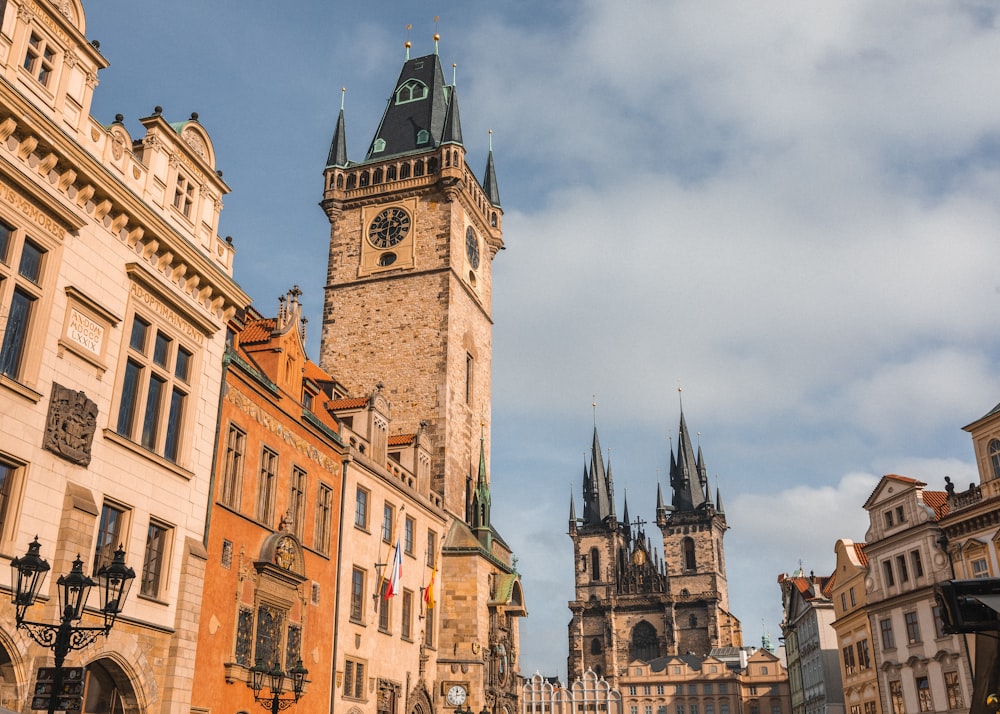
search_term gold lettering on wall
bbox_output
[0,182,63,237]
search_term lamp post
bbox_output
[249,657,308,713]
[10,536,135,714]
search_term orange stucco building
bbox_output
[191,288,346,714]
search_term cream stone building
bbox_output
[319,40,525,714]
[829,540,880,714]
[0,0,246,712]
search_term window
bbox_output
[720,704,729,714]
[465,353,473,403]
[355,487,369,529]
[350,567,365,623]
[842,644,856,674]
[22,32,55,87]
[704,683,714,694]
[378,580,390,632]
[173,174,195,218]
[115,313,194,462]
[343,657,366,700]
[404,516,415,555]
[288,466,307,537]
[884,510,894,528]
[770,705,779,714]
[990,439,1000,480]
[682,537,696,570]
[382,503,394,542]
[221,425,246,509]
[222,539,233,569]
[424,603,434,647]
[945,671,963,709]
[880,618,895,649]
[851,707,861,714]
[0,223,47,381]
[427,530,437,567]
[856,638,870,669]
[916,676,932,712]
[257,448,278,525]
[401,590,413,640]
[315,483,333,555]
[933,605,947,639]
[911,549,924,578]
[140,519,170,599]
[896,554,909,583]
[0,458,21,539]
[94,502,128,574]
[905,611,921,644]
[883,560,895,587]
[590,547,600,581]
[864,702,877,714]
[395,79,427,104]
[676,706,684,714]
[972,557,989,578]
[840,593,847,610]
[850,586,856,606]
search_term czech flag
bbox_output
[384,540,402,599]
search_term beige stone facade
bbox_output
[830,541,880,714]
[0,0,246,711]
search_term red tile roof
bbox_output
[388,433,416,447]
[853,542,868,567]
[303,360,332,383]
[327,397,368,410]
[923,490,949,520]
[240,318,275,345]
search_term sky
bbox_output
[83,0,1000,681]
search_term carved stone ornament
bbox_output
[182,127,208,160]
[43,383,98,466]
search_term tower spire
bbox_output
[326,88,349,168]
[483,131,502,208]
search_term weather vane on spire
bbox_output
[405,24,412,59]
[433,16,440,54]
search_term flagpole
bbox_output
[375,504,406,609]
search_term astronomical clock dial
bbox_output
[368,207,411,248]
[465,226,480,269]
[446,684,468,706]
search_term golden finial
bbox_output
[434,16,441,54]
[405,24,412,59]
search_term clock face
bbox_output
[368,207,411,249]
[446,685,467,706]
[465,226,480,270]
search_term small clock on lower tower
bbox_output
[445,683,468,707]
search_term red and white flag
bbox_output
[384,539,402,599]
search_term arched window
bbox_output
[428,157,438,173]
[629,621,658,662]
[373,168,383,185]
[416,130,430,146]
[396,79,428,104]
[359,171,369,187]
[590,548,600,582]
[414,160,425,177]
[387,165,397,181]
[346,174,356,190]
[683,537,696,571]
[372,138,386,153]
[491,212,498,227]
[400,163,410,180]
[452,150,459,166]
[336,175,344,189]
[990,439,1000,480]
[591,638,603,655]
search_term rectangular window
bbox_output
[427,530,437,567]
[465,353,473,403]
[401,590,413,640]
[916,676,932,712]
[840,593,847,610]
[850,586,856,606]
[0,459,19,539]
[315,483,333,555]
[720,704,729,714]
[289,466,307,538]
[703,683,712,694]
[382,503,394,543]
[23,32,55,86]
[235,607,253,666]
[173,174,195,218]
[945,671,963,710]
[770,706,779,714]
[911,549,924,578]
[94,502,128,574]
[676,706,684,714]
[140,519,170,599]
[404,516,415,555]
[221,425,246,508]
[0,226,47,381]
[645,707,653,714]
[905,611,921,644]
[896,554,909,583]
[880,618,896,649]
[851,707,861,714]
[933,605,947,639]
[257,448,278,525]
[864,702,877,714]
[842,644,856,674]
[346,658,366,699]
[884,510,894,528]
[883,560,895,587]
[355,487,369,529]
[424,604,434,647]
[706,706,714,714]
[972,557,989,578]
[350,567,365,624]
[857,638,871,669]
[115,313,194,462]
[378,580,390,632]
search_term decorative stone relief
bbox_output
[42,383,98,466]
[182,127,207,160]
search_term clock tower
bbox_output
[319,44,503,519]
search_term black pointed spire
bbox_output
[483,139,501,208]
[366,52,450,160]
[440,84,463,146]
[471,435,492,548]
[622,491,631,544]
[670,406,706,512]
[582,426,614,525]
[327,91,349,168]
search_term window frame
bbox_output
[220,423,246,509]
[139,517,172,600]
[343,656,367,700]
[256,447,278,526]
[22,31,57,89]
[350,566,366,624]
[315,482,333,555]
[404,515,415,556]
[880,618,895,650]
[355,487,369,530]
[0,219,55,386]
[0,454,27,549]
[382,502,394,543]
[94,500,130,575]
[288,465,307,538]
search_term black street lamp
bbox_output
[249,657,309,713]
[10,536,135,714]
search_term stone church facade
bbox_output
[568,409,742,686]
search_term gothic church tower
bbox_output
[319,42,503,518]
[568,409,742,686]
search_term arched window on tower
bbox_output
[629,621,658,662]
[387,165,397,181]
[590,548,600,582]
[990,438,1000,480]
[591,638,602,655]
[400,163,410,180]
[414,159,425,177]
[683,537,696,571]
[373,168,383,185]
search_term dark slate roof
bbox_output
[365,53,458,161]
[326,108,348,168]
[483,149,501,207]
